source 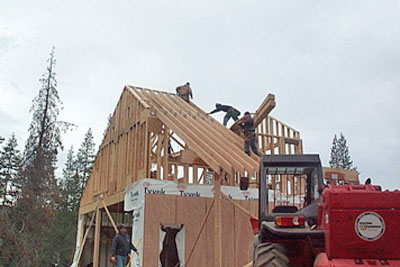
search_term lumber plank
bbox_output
[139,89,249,175]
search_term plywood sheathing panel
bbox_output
[221,198,235,267]
[234,200,258,267]
[143,194,177,267]
[177,196,208,267]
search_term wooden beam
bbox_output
[141,90,234,175]
[214,173,222,267]
[193,166,198,184]
[76,201,99,265]
[79,191,125,215]
[184,165,189,183]
[156,92,257,174]
[156,134,162,179]
[126,86,150,109]
[253,94,276,127]
[163,127,169,180]
[147,100,224,174]
[93,206,101,267]
[101,199,119,234]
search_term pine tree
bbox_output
[76,128,96,196]
[329,132,358,172]
[0,135,5,205]
[6,47,72,266]
[60,146,81,211]
[329,134,339,169]
[338,133,358,171]
[0,133,22,206]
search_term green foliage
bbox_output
[0,134,22,206]
[75,128,96,195]
[329,132,358,172]
[0,48,96,267]
[59,146,81,211]
[0,47,72,266]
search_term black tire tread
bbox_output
[254,242,289,267]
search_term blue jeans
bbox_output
[117,255,128,267]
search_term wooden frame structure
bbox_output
[76,85,304,266]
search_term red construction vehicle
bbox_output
[241,154,400,266]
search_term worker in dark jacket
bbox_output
[237,112,260,156]
[110,224,138,267]
[209,103,241,126]
[176,82,193,102]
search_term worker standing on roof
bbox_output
[176,82,193,103]
[208,103,241,126]
[110,224,139,267]
[238,112,260,157]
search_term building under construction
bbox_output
[71,86,358,267]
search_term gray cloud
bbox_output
[0,0,399,189]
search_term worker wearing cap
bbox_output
[238,112,260,156]
[110,224,138,267]
[176,82,193,103]
[209,103,241,126]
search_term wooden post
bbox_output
[193,166,198,184]
[93,206,101,267]
[163,127,169,180]
[156,134,162,179]
[184,165,189,183]
[214,173,222,267]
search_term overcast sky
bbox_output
[1,0,399,189]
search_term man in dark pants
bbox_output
[110,224,138,267]
[208,103,241,126]
[238,112,260,156]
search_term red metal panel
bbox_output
[322,185,400,260]
[314,253,400,267]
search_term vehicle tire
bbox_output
[253,242,289,267]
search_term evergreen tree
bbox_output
[5,47,72,266]
[338,133,358,171]
[329,132,358,172]
[41,147,79,266]
[0,135,5,204]
[76,128,95,196]
[60,146,81,211]
[0,133,22,206]
[329,134,339,169]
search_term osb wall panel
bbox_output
[144,194,258,267]
[143,194,177,267]
[221,199,235,267]
[234,200,258,267]
[176,196,208,267]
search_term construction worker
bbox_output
[110,224,138,267]
[176,82,193,102]
[238,112,260,157]
[168,138,174,154]
[208,103,241,126]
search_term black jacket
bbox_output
[112,233,137,256]
[210,104,240,114]
[242,116,255,133]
